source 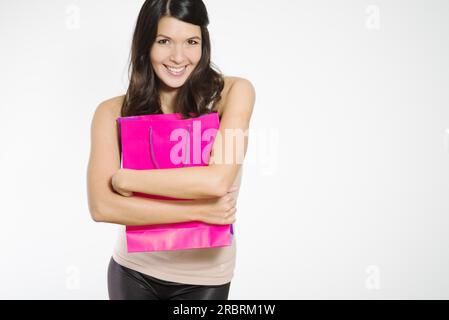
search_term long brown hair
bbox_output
[121,0,225,119]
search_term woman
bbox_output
[87,0,255,300]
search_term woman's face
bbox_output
[150,16,202,89]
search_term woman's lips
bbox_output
[164,64,187,76]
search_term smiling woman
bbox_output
[86,0,255,301]
[120,0,225,119]
[151,16,203,92]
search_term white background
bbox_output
[0,0,448,299]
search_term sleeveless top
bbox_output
[112,166,243,286]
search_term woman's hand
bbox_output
[111,169,134,197]
[195,186,238,225]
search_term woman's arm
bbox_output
[114,78,256,199]
[92,186,206,226]
[87,98,205,225]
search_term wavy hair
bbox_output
[121,0,225,119]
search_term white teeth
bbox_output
[166,65,186,73]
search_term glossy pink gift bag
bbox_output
[116,111,233,253]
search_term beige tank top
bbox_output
[112,166,243,286]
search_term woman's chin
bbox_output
[159,76,188,89]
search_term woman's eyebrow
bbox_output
[156,34,201,40]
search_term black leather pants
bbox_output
[107,256,231,300]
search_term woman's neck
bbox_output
[159,83,178,114]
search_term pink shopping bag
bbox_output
[116,111,233,253]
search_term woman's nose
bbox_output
[169,45,186,63]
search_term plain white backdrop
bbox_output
[0,0,448,299]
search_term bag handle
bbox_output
[149,124,191,169]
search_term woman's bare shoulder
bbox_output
[215,76,253,116]
[95,94,125,119]
[223,76,251,94]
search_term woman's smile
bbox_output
[164,64,188,76]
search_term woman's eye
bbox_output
[157,39,199,45]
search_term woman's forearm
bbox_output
[117,166,225,200]
[93,190,206,226]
